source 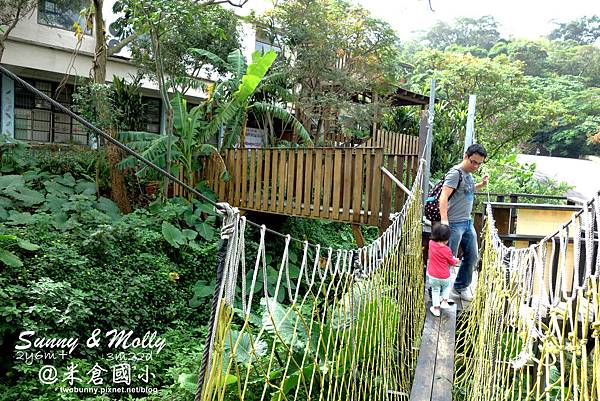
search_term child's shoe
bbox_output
[429,306,440,317]
[440,300,451,309]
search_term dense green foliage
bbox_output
[0,143,221,400]
[112,0,241,95]
[402,14,600,176]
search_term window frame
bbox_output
[37,0,92,35]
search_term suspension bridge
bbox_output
[2,65,598,401]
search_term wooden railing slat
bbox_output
[312,149,323,218]
[294,150,304,215]
[303,150,313,216]
[322,150,333,219]
[370,150,384,226]
[286,150,296,214]
[352,149,364,223]
[332,149,343,220]
[363,150,373,224]
[342,150,352,221]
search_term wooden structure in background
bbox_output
[174,86,434,229]
[200,145,419,228]
[486,201,583,294]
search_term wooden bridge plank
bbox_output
[409,311,440,401]
[431,305,456,401]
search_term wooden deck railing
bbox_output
[323,130,419,156]
[201,148,419,226]
[363,130,419,155]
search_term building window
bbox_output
[38,0,90,33]
[143,97,161,134]
[14,78,88,145]
[255,28,281,55]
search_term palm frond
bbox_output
[118,131,178,174]
[207,99,244,143]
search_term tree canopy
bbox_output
[409,14,600,172]
[548,15,600,45]
[255,0,403,142]
[422,15,501,52]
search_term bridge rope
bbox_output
[455,195,600,401]
[198,160,426,401]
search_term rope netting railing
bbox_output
[197,161,425,401]
[455,194,600,401]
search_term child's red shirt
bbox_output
[427,240,459,279]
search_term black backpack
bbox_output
[424,168,463,222]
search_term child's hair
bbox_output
[431,223,452,242]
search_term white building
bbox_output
[0,0,272,145]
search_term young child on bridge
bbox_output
[427,223,460,317]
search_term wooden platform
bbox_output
[410,303,457,401]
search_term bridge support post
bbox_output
[351,224,365,247]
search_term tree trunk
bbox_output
[93,0,132,213]
[106,129,132,212]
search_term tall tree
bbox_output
[407,49,555,172]
[423,15,501,51]
[489,39,549,77]
[89,0,133,213]
[121,4,240,95]
[548,15,600,45]
[112,0,247,194]
[527,76,600,158]
[257,0,402,143]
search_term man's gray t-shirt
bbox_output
[443,165,475,223]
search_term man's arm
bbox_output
[439,185,455,225]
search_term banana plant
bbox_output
[189,48,312,148]
[119,93,221,191]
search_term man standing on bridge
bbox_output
[439,143,489,301]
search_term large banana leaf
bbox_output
[234,50,277,102]
[251,102,312,145]
[188,48,228,71]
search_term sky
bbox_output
[248,0,600,41]
[353,0,600,41]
